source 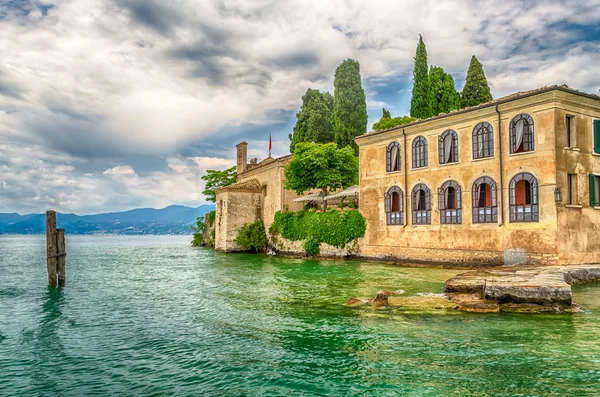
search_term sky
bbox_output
[1,0,599,214]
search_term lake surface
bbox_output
[1,235,599,396]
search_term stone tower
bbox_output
[236,141,247,175]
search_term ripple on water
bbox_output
[1,235,600,396]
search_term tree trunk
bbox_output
[321,188,328,211]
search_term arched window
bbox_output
[411,183,431,224]
[510,114,534,154]
[412,136,428,169]
[439,180,462,224]
[386,142,401,172]
[509,172,539,222]
[384,186,404,225]
[472,122,494,159]
[472,176,498,223]
[438,130,458,164]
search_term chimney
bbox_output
[236,142,248,174]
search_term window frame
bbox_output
[439,180,462,224]
[509,114,535,154]
[411,183,431,224]
[438,130,459,165]
[386,141,401,173]
[509,172,539,222]
[384,186,404,225]
[472,176,498,224]
[412,136,428,169]
[472,122,494,159]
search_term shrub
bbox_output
[207,210,216,226]
[235,220,268,253]
[272,208,366,255]
[190,216,205,247]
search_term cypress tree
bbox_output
[410,35,431,119]
[428,66,461,116]
[289,89,334,153]
[461,55,493,108]
[332,59,368,153]
[381,108,391,119]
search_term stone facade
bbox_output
[356,86,600,266]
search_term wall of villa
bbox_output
[553,93,600,264]
[356,91,590,266]
[214,190,262,252]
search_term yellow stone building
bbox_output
[356,86,600,266]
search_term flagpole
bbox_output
[268,133,272,158]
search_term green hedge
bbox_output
[271,209,366,255]
[235,220,268,253]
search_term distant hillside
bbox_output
[0,204,215,235]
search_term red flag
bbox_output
[268,133,272,156]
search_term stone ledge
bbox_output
[444,264,600,311]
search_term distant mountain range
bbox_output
[0,204,215,235]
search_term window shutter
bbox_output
[590,174,597,207]
[594,120,600,154]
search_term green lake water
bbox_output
[1,235,599,396]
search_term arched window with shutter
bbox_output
[412,136,428,169]
[472,176,498,223]
[509,172,539,222]
[439,180,461,224]
[386,142,401,172]
[510,114,534,154]
[438,130,458,164]
[384,186,404,225]
[411,183,431,224]
[472,122,494,159]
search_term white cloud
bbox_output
[1,0,599,213]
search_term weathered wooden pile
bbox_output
[46,210,66,288]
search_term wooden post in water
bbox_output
[46,210,58,288]
[56,228,66,287]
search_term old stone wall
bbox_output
[215,190,262,252]
[271,236,357,258]
[357,90,575,266]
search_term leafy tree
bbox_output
[284,142,358,211]
[428,66,461,116]
[372,115,416,131]
[381,108,391,119]
[201,166,237,202]
[289,89,334,152]
[410,35,431,119]
[332,59,368,153]
[461,55,493,108]
[190,216,205,247]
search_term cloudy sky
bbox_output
[1,0,599,214]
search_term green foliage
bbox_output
[235,220,268,253]
[284,142,358,197]
[272,209,366,255]
[190,216,205,247]
[372,114,416,131]
[201,167,237,202]
[381,108,391,119]
[428,66,460,116]
[207,210,216,226]
[289,89,334,153]
[461,56,493,108]
[410,35,431,119]
[333,59,368,153]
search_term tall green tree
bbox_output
[410,35,431,119]
[201,166,237,202]
[284,142,358,211]
[289,89,334,153]
[461,55,493,108]
[428,66,460,116]
[332,59,368,153]
[381,108,391,119]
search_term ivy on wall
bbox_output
[270,209,366,255]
